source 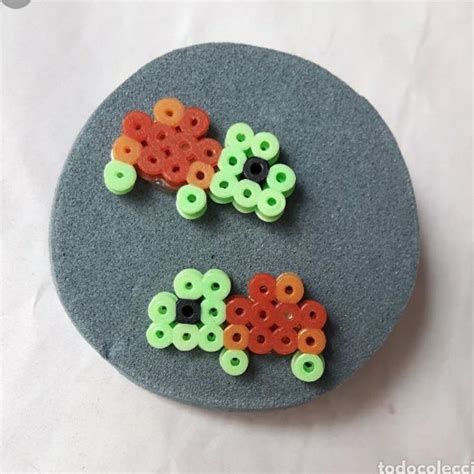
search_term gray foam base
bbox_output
[50,43,419,410]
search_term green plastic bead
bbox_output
[176,184,207,220]
[209,171,239,204]
[146,321,173,349]
[201,269,231,300]
[200,298,226,325]
[250,132,280,165]
[256,188,286,220]
[225,123,254,154]
[198,324,224,352]
[172,323,199,351]
[291,351,325,382]
[255,210,283,223]
[147,291,177,323]
[218,147,247,175]
[219,348,249,376]
[266,164,296,197]
[103,160,137,195]
[173,268,203,300]
[232,179,261,213]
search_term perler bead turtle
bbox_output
[146,269,327,382]
[104,98,296,223]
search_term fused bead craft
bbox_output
[104,99,297,223]
[146,269,328,382]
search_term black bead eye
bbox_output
[243,157,269,184]
[176,299,201,324]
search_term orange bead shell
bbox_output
[297,328,326,354]
[112,135,143,165]
[186,161,215,189]
[224,324,249,350]
[275,272,304,304]
[153,97,185,127]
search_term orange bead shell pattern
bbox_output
[112,97,221,189]
[223,272,328,359]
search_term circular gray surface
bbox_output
[50,43,419,410]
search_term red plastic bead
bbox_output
[248,327,272,354]
[299,300,327,329]
[248,273,276,303]
[274,303,301,329]
[122,111,153,142]
[197,138,222,167]
[172,133,200,162]
[272,327,298,355]
[146,122,177,148]
[162,156,190,187]
[179,107,210,138]
[136,145,165,179]
[226,295,252,325]
[249,301,275,329]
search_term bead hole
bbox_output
[260,141,270,151]
[229,156,237,165]
[232,333,241,342]
[158,305,167,315]
[276,172,286,183]
[230,357,240,366]
[116,172,124,178]
[156,330,164,338]
[259,285,268,294]
[172,166,180,173]
[285,286,294,294]
[267,197,277,206]
[211,282,220,291]
[182,333,191,341]
[303,361,314,373]
[256,335,265,344]
[236,133,245,142]
[196,171,205,180]
[209,308,218,317]
[282,336,290,345]
[243,189,252,198]
[124,147,131,154]
[235,307,244,316]
[185,282,193,289]
[207,333,216,342]
[182,305,194,318]
[206,149,213,157]
[165,109,173,117]
[187,194,197,203]
[191,118,198,126]
[250,162,262,174]
[219,181,229,189]
[306,336,315,346]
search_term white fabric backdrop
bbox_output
[1,1,472,472]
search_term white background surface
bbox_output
[1,1,472,473]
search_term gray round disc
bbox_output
[50,43,419,410]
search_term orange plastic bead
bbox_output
[249,301,275,329]
[179,107,210,138]
[248,273,276,303]
[299,300,327,329]
[136,145,165,179]
[122,111,153,143]
[153,97,185,127]
[275,272,304,304]
[147,122,177,148]
[297,327,326,354]
[248,327,272,354]
[272,327,298,355]
[197,138,222,167]
[162,157,190,187]
[112,135,143,165]
[223,324,249,350]
[226,295,252,325]
[186,161,215,189]
[274,303,301,329]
